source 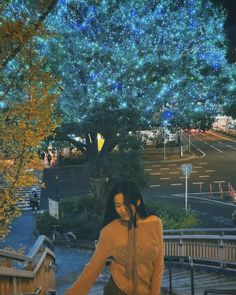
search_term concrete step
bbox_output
[162,266,236,295]
[56,265,236,295]
[16,185,42,210]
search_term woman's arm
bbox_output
[65,227,112,295]
[150,218,164,295]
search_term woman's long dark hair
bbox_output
[103,180,151,227]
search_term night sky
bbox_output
[213,0,236,62]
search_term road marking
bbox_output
[150,172,161,175]
[199,162,207,165]
[197,147,206,157]
[160,177,170,180]
[144,168,152,171]
[179,176,186,179]
[169,172,179,174]
[205,170,215,173]
[168,163,177,166]
[152,164,161,167]
[199,175,210,178]
[226,144,236,151]
[150,184,160,187]
[192,182,204,184]
[209,145,223,153]
[208,130,236,143]
[191,171,197,173]
[194,166,203,168]
[171,183,183,186]
[214,180,225,183]
[160,168,169,170]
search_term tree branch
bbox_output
[0,0,58,70]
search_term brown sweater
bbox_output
[65,216,164,295]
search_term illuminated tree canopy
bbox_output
[39,0,236,179]
[1,0,236,212]
[44,0,235,124]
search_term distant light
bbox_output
[0,101,7,110]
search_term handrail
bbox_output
[165,255,195,295]
[0,235,54,264]
[203,289,236,295]
[0,235,56,295]
[164,232,236,271]
[164,228,236,234]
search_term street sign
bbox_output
[49,198,59,220]
[181,164,193,176]
[181,164,192,212]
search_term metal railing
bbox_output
[163,228,236,271]
[165,256,195,295]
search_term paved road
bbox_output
[142,131,236,228]
[144,191,236,228]
[145,131,236,196]
[0,211,36,252]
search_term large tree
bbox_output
[0,0,59,238]
[42,0,235,201]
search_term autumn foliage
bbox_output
[0,1,59,239]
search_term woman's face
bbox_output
[114,193,130,221]
[114,193,139,221]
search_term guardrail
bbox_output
[0,235,56,295]
[163,228,236,271]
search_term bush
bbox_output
[36,212,57,237]
[36,194,104,241]
[145,201,199,230]
[36,195,199,243]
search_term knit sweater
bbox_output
[65,216,164,295]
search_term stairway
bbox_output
[56,266,236,295]
[15,170,43,210]
[16,184,42,210]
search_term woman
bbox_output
[65,180,164,295]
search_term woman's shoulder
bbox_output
[101,219,120,233]
[138,215,162,225]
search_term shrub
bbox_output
[36,212,57,237]
[146,201,199,230]
[36,194,103,241]
[36,195,199,242]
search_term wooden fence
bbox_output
[164,228,236,269]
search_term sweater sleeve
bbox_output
[65,226,113,295]
[150,218,164,295]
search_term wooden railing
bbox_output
[0,235,56,295]
[164,228,236,270]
